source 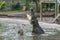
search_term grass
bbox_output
[8,9,25,12]
[0,9,28,14]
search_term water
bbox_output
[0,22,60,40]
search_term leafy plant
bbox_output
[12,2,20,10]
[0,1,6,10]
[25,0,30,10]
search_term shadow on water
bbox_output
[0,22,60,40]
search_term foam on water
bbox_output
[0,22,60,40]
[0,23,21,40]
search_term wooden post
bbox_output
[55,0,58,23]
[55,0,57,17]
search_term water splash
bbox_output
[0,22,60,40]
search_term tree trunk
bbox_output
[35,1,40,13]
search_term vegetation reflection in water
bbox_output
[0,22,60,40]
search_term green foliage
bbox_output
[25,0,30,10]
[0,1,6,9]
[32,0,39,2]
[25,2,29,10]
[0,2,1,5]
[33,0,37,2]
[11,2,20,10]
